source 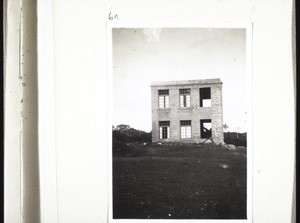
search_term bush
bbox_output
[112,124,151,151]
[224,132,247,147]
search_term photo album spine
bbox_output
[4,0,41,222]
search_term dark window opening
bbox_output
[200,87,211,107]
[200,119,212,138]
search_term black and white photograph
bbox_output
[111,26,251,221]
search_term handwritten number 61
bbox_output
[108,12,118,20]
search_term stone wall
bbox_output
[151,79,223,144]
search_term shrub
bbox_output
[113,125,151,143]
[224,132,247,147]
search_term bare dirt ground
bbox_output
[113,143,247,219]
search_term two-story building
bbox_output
[151,78,224,144]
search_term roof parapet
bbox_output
[151,78,222,87]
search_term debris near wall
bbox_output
[222,143,237,151]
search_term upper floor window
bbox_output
[200,87,211,107]
[159,121,170,139]
[158,90,169,108]
[179,89,191,107]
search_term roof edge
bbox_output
[150,78,222,87]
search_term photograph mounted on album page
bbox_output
[107,24,253,223]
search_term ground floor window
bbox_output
[159,121,170,139]
[180,120,191,138]
[200,119,212,138]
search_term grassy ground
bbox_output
[113,143,247,219]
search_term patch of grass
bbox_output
[113,143,247,219]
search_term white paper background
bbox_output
[37,0,295,223]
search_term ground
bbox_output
[113,142,247,219]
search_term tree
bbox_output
[223,124,229,132]
[113,124,151,143]
[115,124,131,132]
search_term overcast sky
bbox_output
[112,28,247,133]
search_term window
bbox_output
[200,87,211,107]
[180,120,191,138]
[158,90,169,108]
[159,121,170,139]
[179,89,191,107]
[200,119,212,138]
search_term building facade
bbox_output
[151,79,224,144]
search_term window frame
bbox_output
[159,121,170,139]
[179,89,191,108]
[158,90,170,108]
[180,120,192,139]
